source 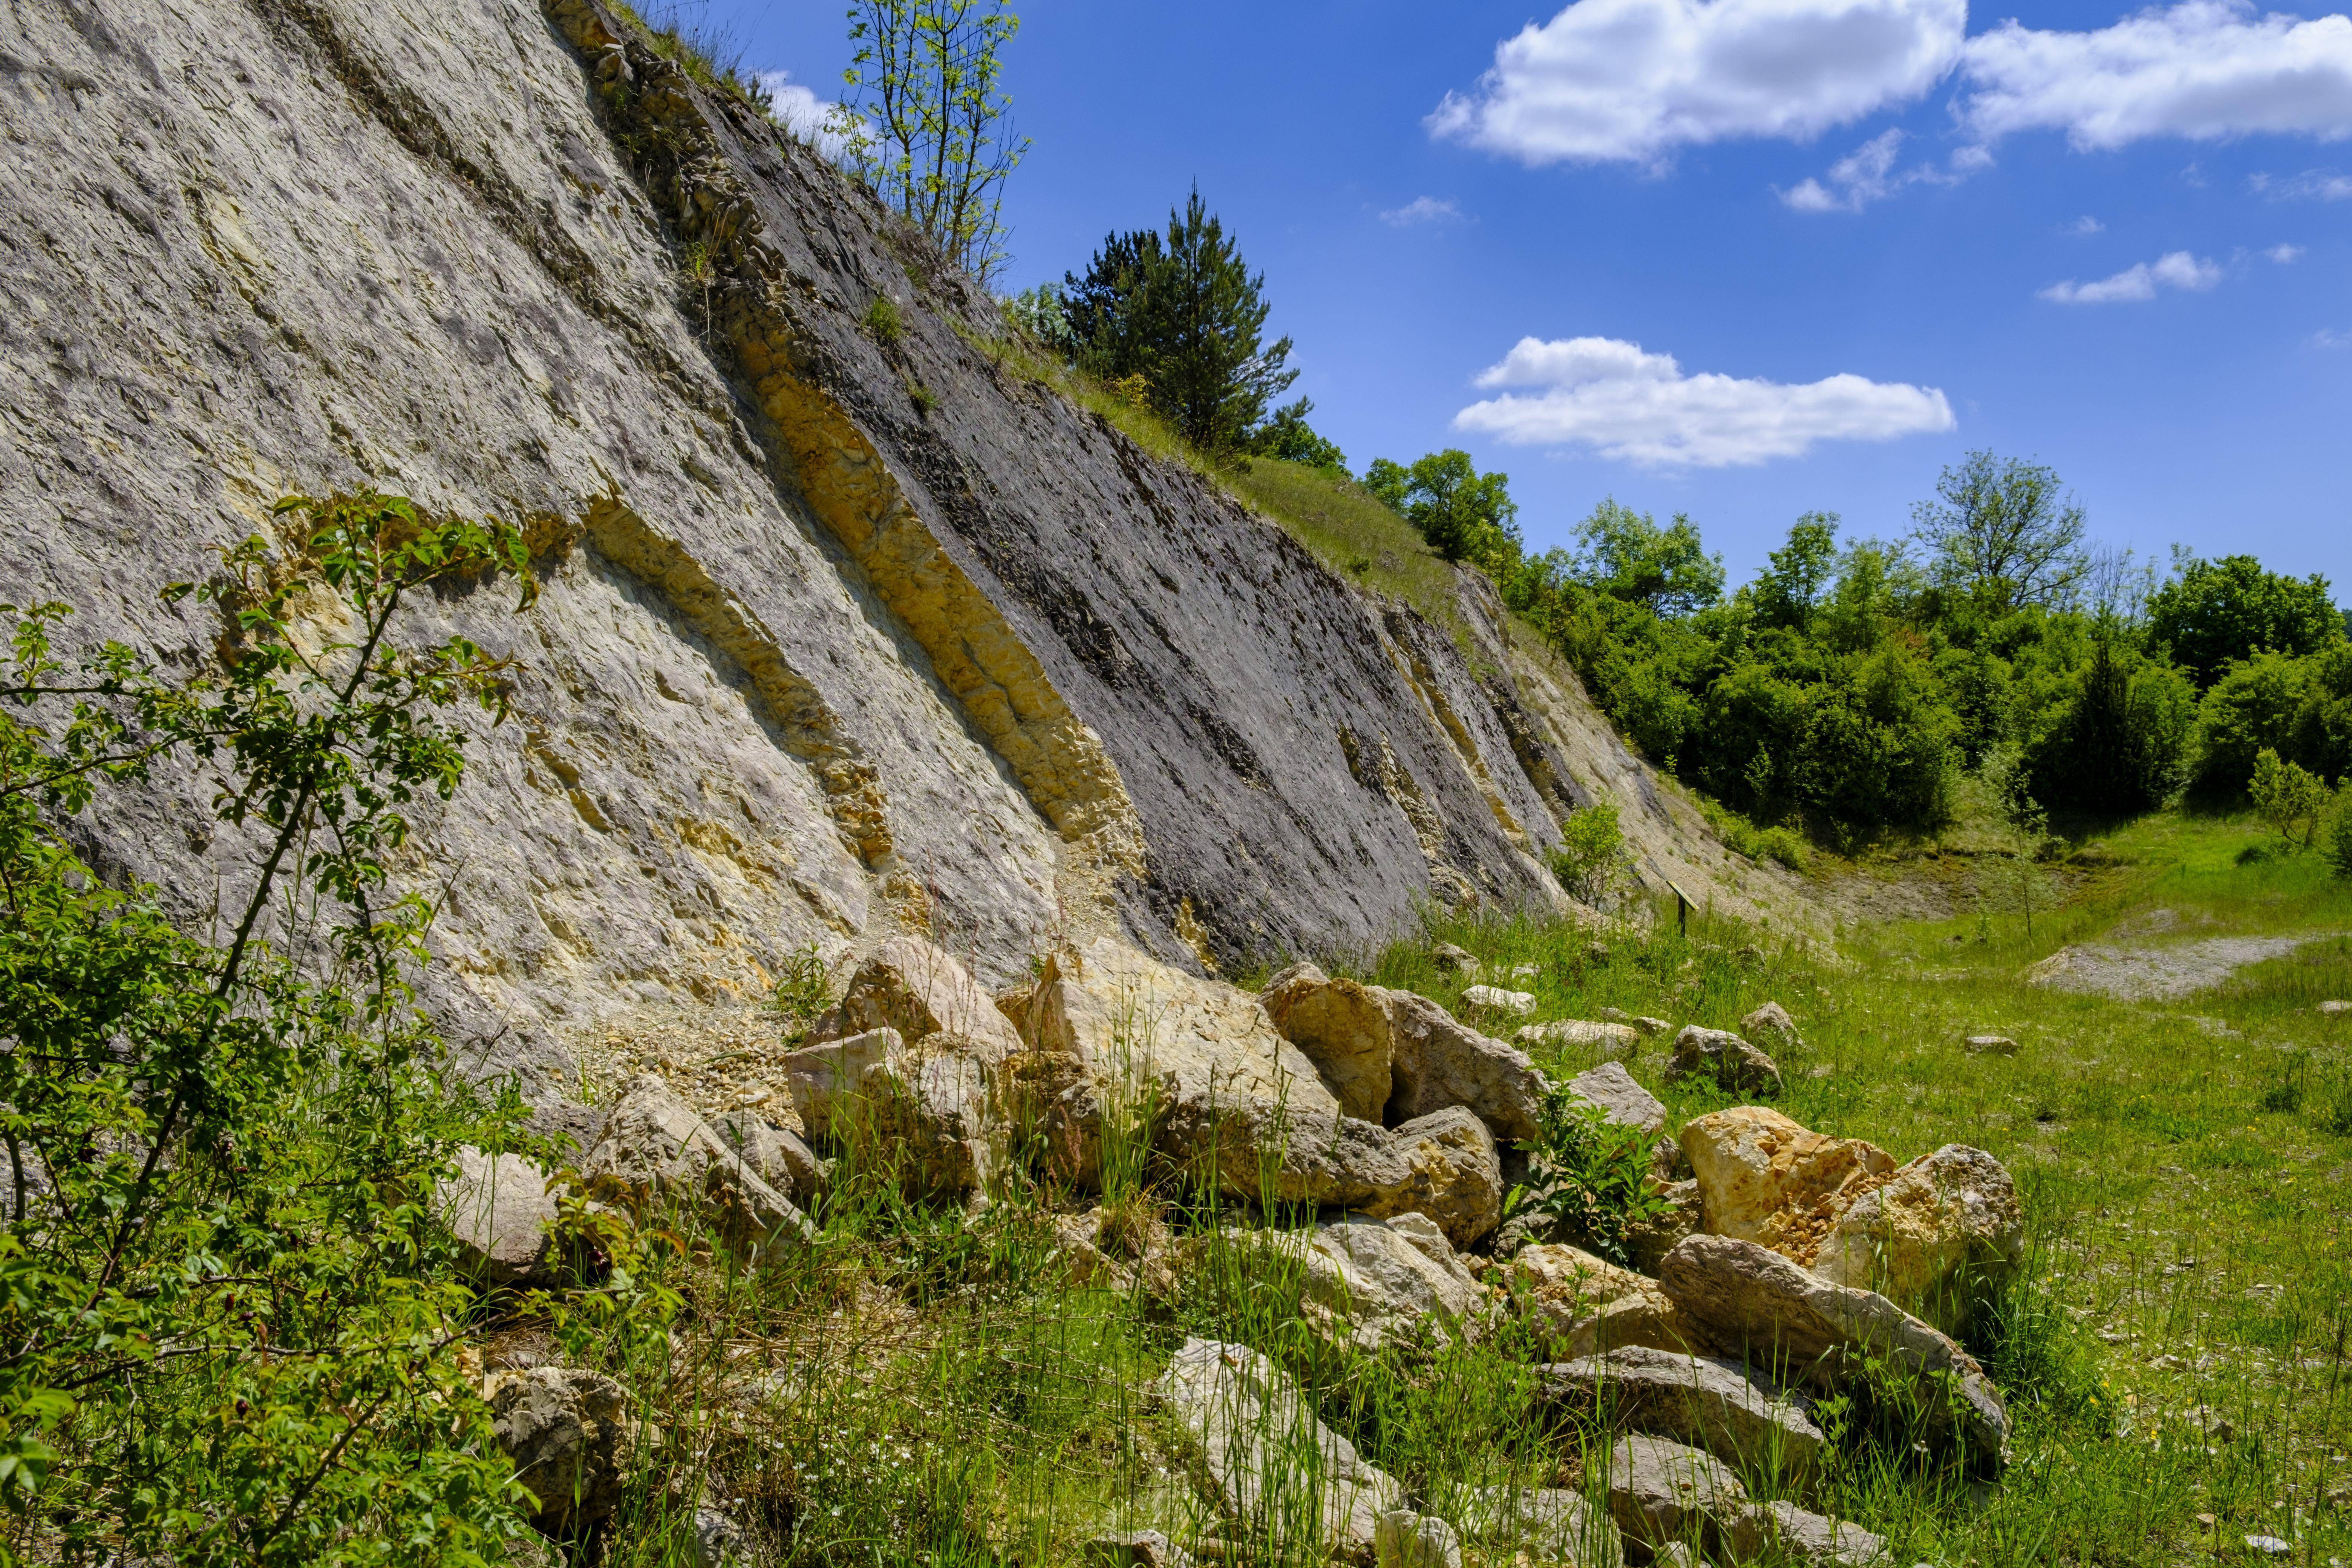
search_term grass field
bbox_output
[548,810,2352,1568]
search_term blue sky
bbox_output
[717,0,2350,596]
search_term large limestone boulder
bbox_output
[710,1111,821,1202]
[813,936,1023,1065]
[1155,1338,1404,1556]
[784,1027,907,1142]
[1740,1003,1802,1053]
[1313,1213,1488,1331]
[1379,989,1549,1142]
[1261,961,1395,1121]
[1538,1347,1825,1485]
[1601,1434,1747,1554]
[487,1366,637,1536]
[583,1074,811,1248]
[1029,941,1499,1243]
[1657,1235,2011,1465]
[1678,1108,1895,1257]
[1375,1511,1463,1568]
[440,1147,558,1286]
[1720,1502,1888,1567]
[1663,1028,1783,1096]
[1511,1244,1718,1360]
[1566,1061,1667,1137]
[1456,1487,1623,1568]
[1519,1018,1640,1057]
[1810,1145,2023,1335]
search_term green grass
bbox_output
[1223,458,1478,648]
[515,806,2352,1568]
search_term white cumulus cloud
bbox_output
[1426,0,1967,165]
[758,71,854,159]
[1958,1,2352,149]
[1452,336,1955,466]
[2038,249,2225,303]
[1380,196,1465,226]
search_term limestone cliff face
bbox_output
[0,0,1810,1112]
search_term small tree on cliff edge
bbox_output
[834,0,1028,285]
[1063,188,1300,454]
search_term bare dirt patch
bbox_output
[2024,934,2335,1001]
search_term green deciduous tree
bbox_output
[1247,397,1346,471]
[0,492,547,1564]
[1754,512,1840,630]
[2026,635,2196,817]
[1363,450,1521,567]
[1569,500,1724,618]
[2147,551,2342,689]
[835,0,1028,284]
[1911,451,2089,612]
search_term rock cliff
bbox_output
[0,0,1811,1116]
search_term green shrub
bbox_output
[1699,796,1807,870]
[1549,800,1628,904]
[2250,747,2330,848]
[2194,649,2310,796]
[2327,786,2352,878]
[1505,1091,1667,1266]
[0,493,545,1563]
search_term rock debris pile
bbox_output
[455,933,2023,1565]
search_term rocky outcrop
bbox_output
[0,0,1806,1128]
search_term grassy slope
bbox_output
[557,810,2349,1568]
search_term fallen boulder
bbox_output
[1155,1338,1404,1556]
[1566,1061,1668,1137]
[1810,1145,2023,1336]
[710,1111,821,1202]
[1664,1029,1783,1096]
[441,1147,557,1286]
[1375,1511,1463,1568]
[1962,1034,2019,1056]
[487,1366,636,1536]
[783,1027,906,1142]
[1677,1107,1894,1257]
[583,1074,811,1248]
[1740,1003,1802,1053]
[1461,984,1537,1017]
[1511,1243,1718,1360]
[1601,1434,1747,1554]
[1720,1501,1888,1568]
[1518,1018,1640,1057]
[1381,989,1550,1142]
[1262,961,1395,1122]
[1657,1235,2011,1464]
[1456,1486,1623,1568]
[1539,1346,1825,1485]
[811,936,1023,1066]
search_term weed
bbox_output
[909,381,940,413]
[864,292,904,345]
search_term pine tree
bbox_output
[1063,188,1297,453]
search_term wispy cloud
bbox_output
[1780,130,1983,211]
[2039,250,2224,304]
[1452,336,1954,466]
[1380,196,1465,227]
[2268,242,2307,262]
[2072,215,2106,235]
[2252,168,2352,199]
[2312,326,2352,348]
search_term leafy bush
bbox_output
[2251,748,2330,847]
[1362,449,1520,568]
[0,493,544,1564]
[2026,635,2195,815]
[1698,798,1807,870]
[2148,551,2341,689]
[1549,800,1628,904]
[1505,1092,1666,1267]
[2330,787,2352,878]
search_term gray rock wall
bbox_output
[0,0,1810,1115]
